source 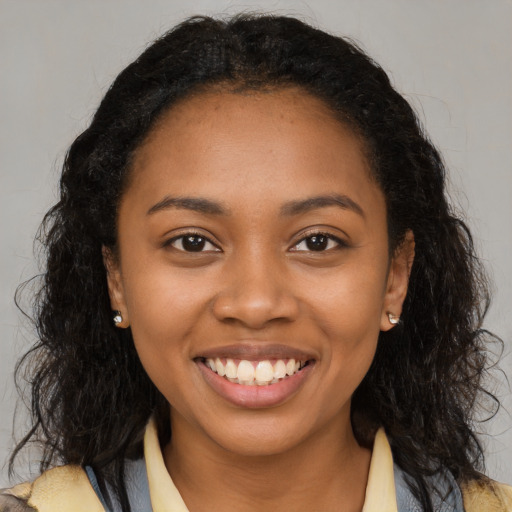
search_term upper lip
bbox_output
[195,343,317,361]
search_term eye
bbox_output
[167,234,220,252]
[291,233,344,252]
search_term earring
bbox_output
[113,310,123,326]
[387,313,400,325]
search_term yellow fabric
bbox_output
[462,477,512,512]
[2,482,32,501]
[17,465,104,512]
[144,418,189,512]
[361,428,398,512]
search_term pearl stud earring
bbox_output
[113,311,123,326]
[387,313,400,325]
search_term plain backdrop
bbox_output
[1,0,511,488]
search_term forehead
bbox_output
[126,88,380,213]
[154,86,342,130]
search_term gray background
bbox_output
[1,0,511,488]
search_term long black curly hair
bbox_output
[11,14,499,512]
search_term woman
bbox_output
[1,14,510,512]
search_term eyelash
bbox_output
[165,231,220,253]
[165,230,347,253]
[291,231,347,252]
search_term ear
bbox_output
[102,246,130,328]
[380,230,415,331]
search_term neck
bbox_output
[163,412,372,512]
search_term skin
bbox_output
[105,88,414,512]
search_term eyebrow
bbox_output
[146,193,364,218]
[147,196,229,216]
[280,194,365,218]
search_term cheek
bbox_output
[123,261,210,329]
[307,260,388,337]
[123,274,208,415]
[120,265,212,380]
[305,260,386,384]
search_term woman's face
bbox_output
[106,88,413,456]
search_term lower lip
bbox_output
[196,360,314,409]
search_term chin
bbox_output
[206,419,310,458]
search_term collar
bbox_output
[144,418,398,512]
[362,428,398,512]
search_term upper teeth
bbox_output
[205,358,306,386]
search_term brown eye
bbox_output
[182,235,206,251]
[169,234,219,252]
[291,233,345,252]
[305,235,328,251]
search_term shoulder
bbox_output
[461,476,512,512]
[0,482,35,512]
[0,465,104,512]
[394,463,512,512]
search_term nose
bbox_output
[211,251,300,329]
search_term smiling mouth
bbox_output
[200,357,311,386]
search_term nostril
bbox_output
[211,287,300,328]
